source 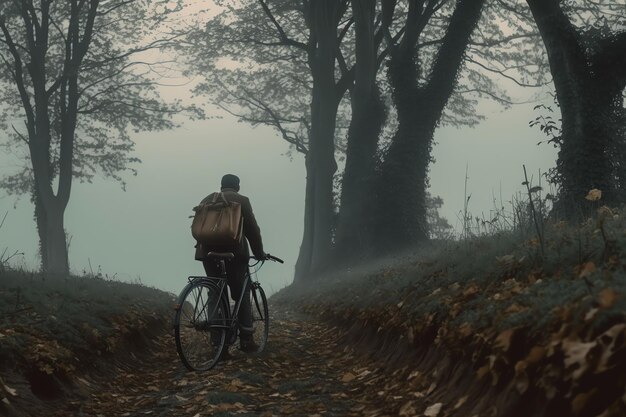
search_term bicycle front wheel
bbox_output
[174,280,227,371]
[250,283,269,353]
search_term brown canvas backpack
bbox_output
[191,192,243,247]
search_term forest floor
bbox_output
[5,306,435,417]
[4,208,626,416]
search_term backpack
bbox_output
[191,192,243,247]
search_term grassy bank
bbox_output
[273,208,626,417]
[0,268,174,414]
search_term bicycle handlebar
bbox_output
[251,254,284,264]
[266,254,284,263]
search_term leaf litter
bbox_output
[46,306,438,416]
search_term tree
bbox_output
[335,0,542,259]
[187,0,354,280]
[522,0,626,214]
[0,0,182,275]
[372,0,487,253]
[426,192,453,240]
[334,0,387,259]
[190,0,544,272]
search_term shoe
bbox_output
[219,347,234,361]
[239,339,260,353]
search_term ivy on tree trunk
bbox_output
[526,0,626,216]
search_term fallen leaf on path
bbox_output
[495,329,515,352]
[505,303,527,314]
[341,372,356,383]
[514,361,530,394]
[0,380,17,397]
[424,403,442,416]
[399,401,417,416]
[426,382,437,395]
[572,389,597,415]
[454,396,468,409]
[596,324,626,373]
[585,189,602,201]
[214,402,244,412]
[357,369,372,379]
[563,339,597,380]
[599,288,618,309]
[525,346,546,364]
[463,285,479,297]
[407,370,421,380]
[578,262,596,278]
[584,308,599,321]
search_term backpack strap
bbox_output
[211,192,229,205]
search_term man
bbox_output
[194,174,266,353]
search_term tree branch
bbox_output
[466,56,548,87]
[0,17,36,134]
[258,0,310,51]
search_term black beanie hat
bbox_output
[221,174,240,189]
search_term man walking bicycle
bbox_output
[194,174,266,354]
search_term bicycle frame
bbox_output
[185,258,258,337]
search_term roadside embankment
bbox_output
[273,210,626,417]
[0,269,174,416]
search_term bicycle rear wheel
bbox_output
[249,283,269,353]
[174,280,227,371]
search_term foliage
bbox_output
[183,0,547,153]
[181,0,319,158]
[0,0,185,194]
[425,192,454,240]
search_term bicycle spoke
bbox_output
[174,281,226,371]
[252,290,263,320]
[247,285,269,353]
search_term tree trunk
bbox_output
[335,0,386,260]
[293,0,344,280]
[40,203,69,275]
[294,155,315,282]
[527,0,626,216]
[33,184,69,275]
[300,82,339,276]
[376,112,432,250]
[375,0,485,253]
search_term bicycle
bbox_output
[173,251,283,371]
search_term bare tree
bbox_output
[0,0,183,275]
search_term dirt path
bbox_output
[49,306,433,417]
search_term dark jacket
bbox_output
[194,188,264,261]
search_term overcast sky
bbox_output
[0,4,558,296]
[0,91,556,296]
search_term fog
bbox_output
[0,2,558,295]
[0,88,556,295]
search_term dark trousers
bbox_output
[202,259,254,340]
